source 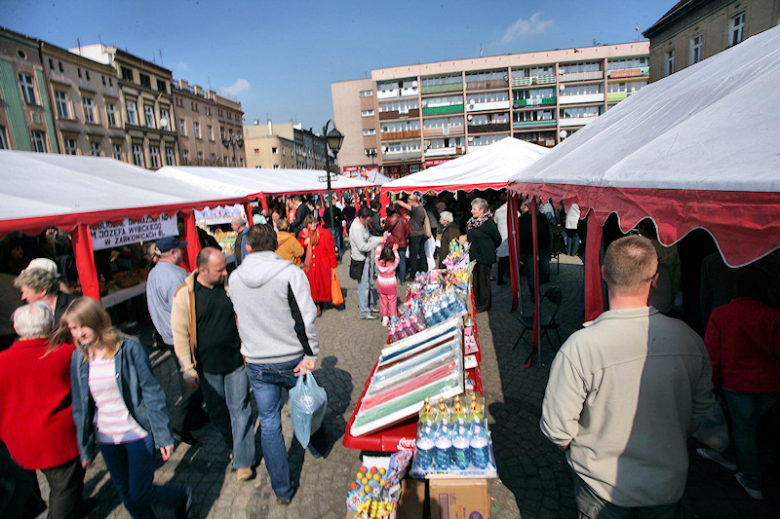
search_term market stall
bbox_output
[380,137,549,314]
[0,151,246,301]
[509,25,780,363]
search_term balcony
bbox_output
[513,119,557,129]
[511,74,556,87]
[381,130,421,140]
[559,116,598,127]
[559,70,604,82]
[424,146,462,158]
[513,97,557,108]
[422,104,464,116]
[378,108,420,120]
[383,150,423,162]
[377,89,399,99]
[421,83,463,94]
[423,126,465,138]
[466,100,511,112]
[607,67,649,78]
[606,92,627,103]
[465,79,508,91]
[468,122,511,134]
[559,94,604,105]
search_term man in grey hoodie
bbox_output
[227,223,319,505]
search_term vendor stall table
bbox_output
[100,282,147,309]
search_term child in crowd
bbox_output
[375,242,400,326]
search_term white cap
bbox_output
[23,258,59,275]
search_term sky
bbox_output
[5,0,674,132]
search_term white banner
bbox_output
[91,214,178,251]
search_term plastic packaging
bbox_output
[289,372,328,448]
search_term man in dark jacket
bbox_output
[289,195,310,236]
[322,197,344,256]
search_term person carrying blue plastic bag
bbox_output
[227,223,331,506]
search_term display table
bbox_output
[101,282,146,309]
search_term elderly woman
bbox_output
[298,215,338,317]
[0,302,83,519]
[466,198,502,313]
[14,259,78,323]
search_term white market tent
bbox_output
[0,151,248,300]
[508,25,780,337]
[382,137,548,195]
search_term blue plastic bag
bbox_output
[289,372,328,448]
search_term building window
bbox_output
[272,147,278,154]
[126,100,138,125]
[160,108,170,130]
[31,131,47,153]
[193,121,201,139]
[363,129,376,136]
[55,91,71,118]
[730,13,745,46]
[85,70,90,81]
[83,97,96,123]
[690,35,703,65]
[91,141,102,157]
[18,73,36,104]
[150,146,160,168]
[121,67,133,81]
[207,125,213,141]
[0,126,7,149]
[156,79,167,93]
[139,73,151,89]
[197,151,203,164]
[182,149,190,164]
[107,103,118,126]
[361,109,375,117]
[144,105,155,128]
[113,143,123,161]
[132,144,144,166]
[178,118,186,136]
[64,138,78,155]
[360,90,374,97]
[165,147,175,165]
[253,148,260,155]
[665,50,675,76]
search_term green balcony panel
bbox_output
[422,104,464,116]
[540,97,557,106]
[513,119,557,129]
[421,83,463,94]
[607,92,628,103]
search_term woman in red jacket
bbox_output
[298,215,338,316]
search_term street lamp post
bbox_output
[322,120,344,257]
[222,132,244,167]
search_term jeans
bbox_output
[565,229,580,256]
[723,390,780,489]
[573,473,682,519]
[408,235,428,276]
[245,358,301,501]
[396,247,407,283]
[99,436,187,519]
[358,260,377,318]
[200,366,256,469]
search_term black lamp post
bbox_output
[322,120,344,257]
[222,132,244,167]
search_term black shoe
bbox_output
[173,430,201,446]
[174,487,192,519]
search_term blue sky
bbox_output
[5,0,672,132]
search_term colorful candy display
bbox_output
[346,450,412,516]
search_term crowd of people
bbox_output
[0,189,778,519]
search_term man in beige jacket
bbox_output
[171,247,255,481]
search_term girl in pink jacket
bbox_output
[375,243,400,326]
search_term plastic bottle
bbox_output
[415,425,435,471]
[452,425,471,470]
[434,420,453,471]
[470,418,490,469]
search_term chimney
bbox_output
[267,119,273,136]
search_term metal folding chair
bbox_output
[513,286,563,365]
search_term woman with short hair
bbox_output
[466,198,502,313]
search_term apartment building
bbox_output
[71,44,178,169]
[0,27,58,153]
[644,0,780,82]
[40,41,127,159]
[243,120,329,171]
[172,79,245,166]
[332,42,650,177]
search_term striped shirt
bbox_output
[88,357,147,444]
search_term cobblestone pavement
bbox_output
[37,253,778,518]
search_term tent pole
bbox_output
[507,191,522,314]
[525,197,541,368]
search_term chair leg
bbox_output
[512,327,528,350]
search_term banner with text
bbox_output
[91,214,178,251]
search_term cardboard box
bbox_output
[398,479,426,519]
[430,478,490,519]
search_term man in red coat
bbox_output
[0,302,83,518]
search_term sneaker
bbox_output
[361,314,379,320]
[236,467,253,481]
[734,472,763,500]
[697,448,737,471]
[381,317,389,327]
[371,307,380,314]
[174,487,192,519]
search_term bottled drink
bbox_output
[434,421,453,471]
[415,426,435,471]
[452,425,471,470]
[470,418,490,469]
